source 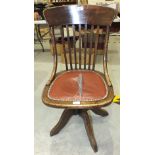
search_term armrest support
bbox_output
[105,72,112,87]
[46,27,58,86]
[46,55,57,86]
[46,71,56,86]
[103,63,112,87]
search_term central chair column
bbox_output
[50,108,108,152]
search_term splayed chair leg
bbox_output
[50,109,74,136]
[50,108,108,152]
[80,110,98,152]
[92,108,109,117]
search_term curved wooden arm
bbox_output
[46,27,58,86]
[104,62,112,87]
[46,60,57,86]
[103,26,112,87]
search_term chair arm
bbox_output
[46,73,55,86]
[105,72,112,87]
[46,61,57,86]
[103,63,112,87]
[46,50,57,86]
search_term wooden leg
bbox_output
[80,110,98,152]
[50,109,73,136]
[49,108,108,152]
[92,108,109,117]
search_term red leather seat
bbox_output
[48,70,108,101]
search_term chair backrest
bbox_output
[44,5,115,72]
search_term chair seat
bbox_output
[48,70,108,101]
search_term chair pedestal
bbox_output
[50,108,109,152]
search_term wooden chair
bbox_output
[42,5,115,152]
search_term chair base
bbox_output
[50,108,109,152]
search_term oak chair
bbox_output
[42,5,115,152]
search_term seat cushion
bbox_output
[48,70,108,101]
